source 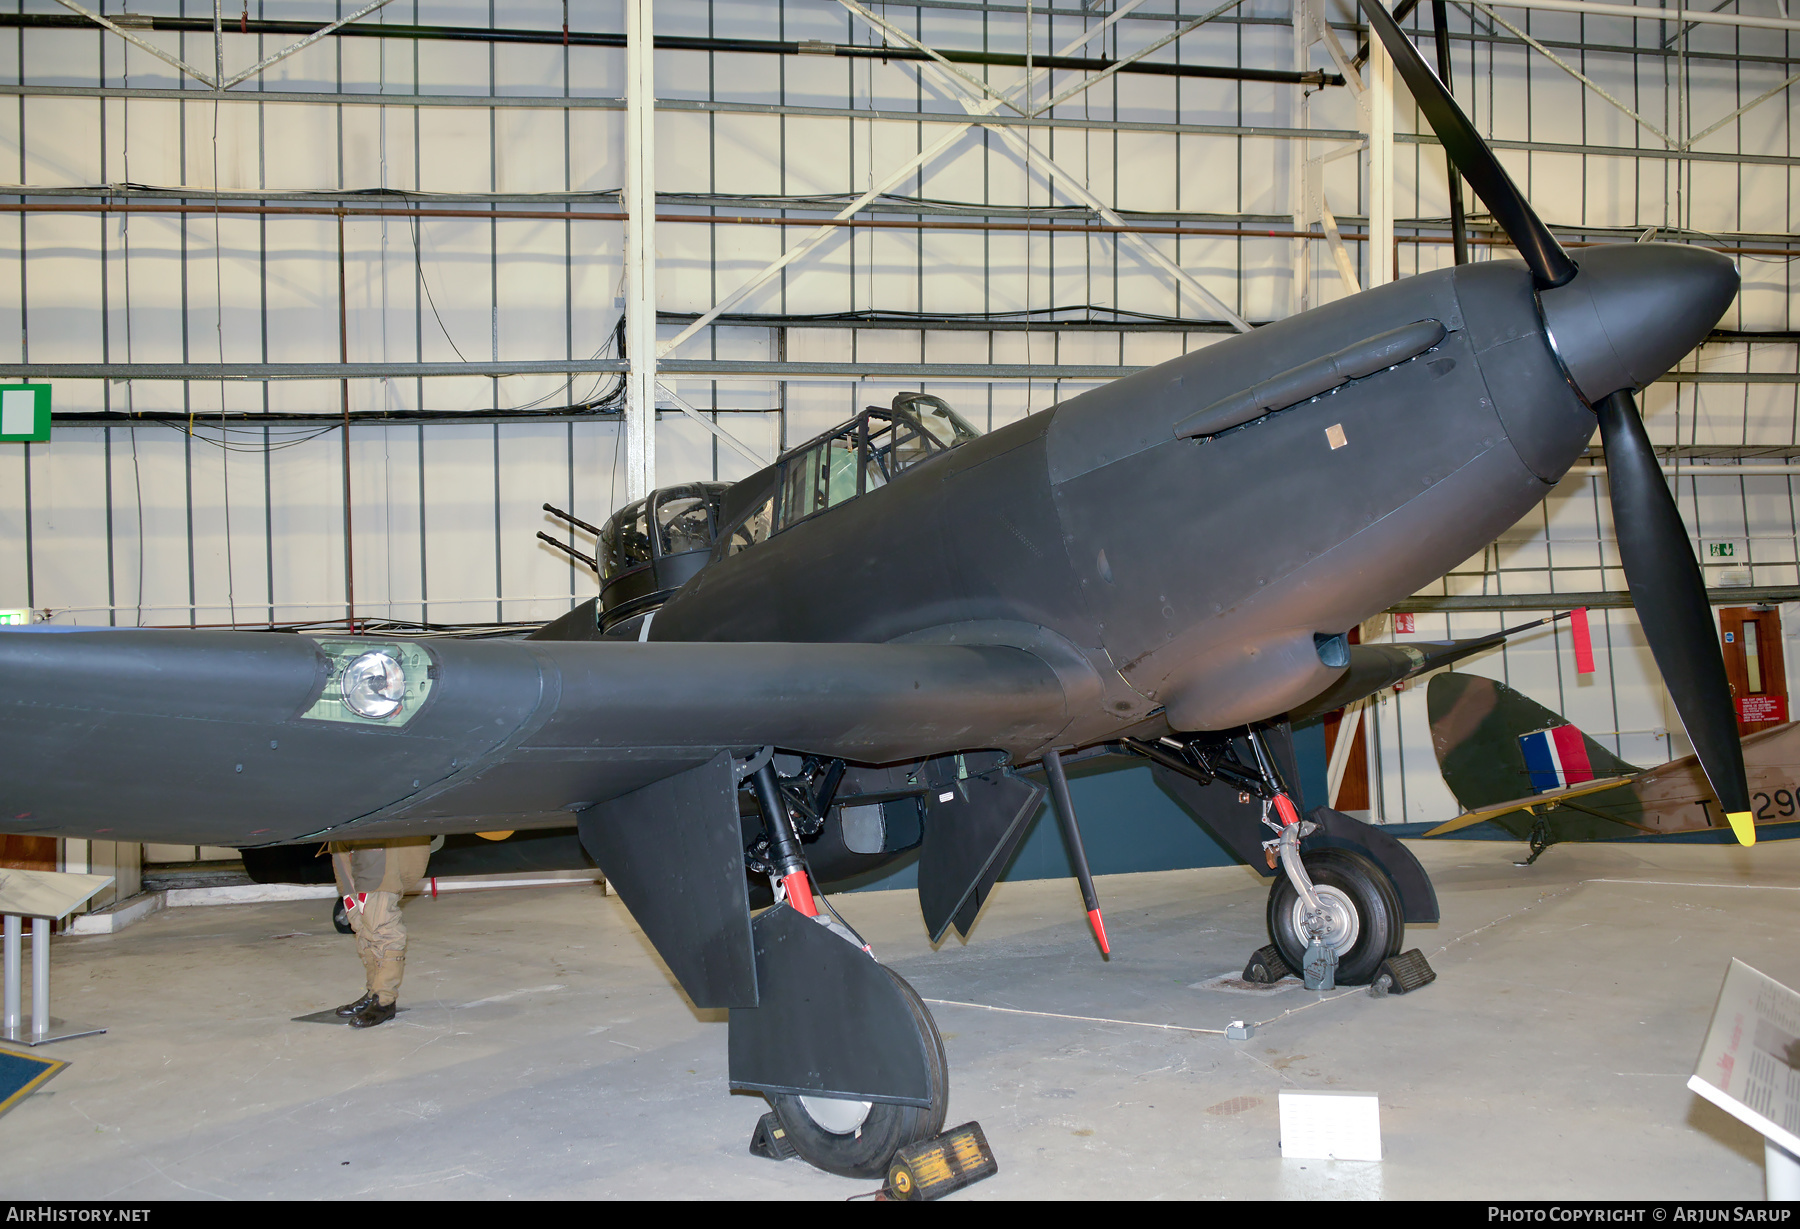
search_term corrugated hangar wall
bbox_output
[2,0,1798,856]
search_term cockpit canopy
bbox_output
[590,394,977,633]
[719,392,980,558]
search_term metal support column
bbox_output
[3,915,18,1035]
[1366,29,1395,288]
[0,911,106,1046]
[623,0,657,502]
[1291,0,1313,315]
[1295,0,1367,303]
[31,918,48,1039]
[0,868,115,1047]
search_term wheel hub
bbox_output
[797,1094,874,1135]
[1291,884,1360,954]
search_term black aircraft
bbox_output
[0,4,1751,1180]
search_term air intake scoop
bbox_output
[1174,320,1446,441]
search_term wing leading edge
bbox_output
[0,628,1073,847]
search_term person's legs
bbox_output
[331,851,379,1016]
[343,890,403,1027]
[387,842,430,897]
[333,841,430,1027]
[359,890,407,1007]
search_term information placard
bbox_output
[1278,1090,1382,1161]
[1687,958,1800,1156]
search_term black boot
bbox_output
[335,991,378,1018]
[348,998,397,1029]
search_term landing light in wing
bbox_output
[342,650,406,720]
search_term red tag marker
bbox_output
[1571,606,1595,675]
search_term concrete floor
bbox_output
[4,837,1792,1200]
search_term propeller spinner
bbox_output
[1360,2,1752,842]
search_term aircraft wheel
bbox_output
[769,967,948,1179]
[1266,848,1403,986]
[332,897,354,935]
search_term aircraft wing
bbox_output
[1289,633,1506,722]
[0,628,1074,848]
[1288,613,1572,724]
[1422,774,1640,836]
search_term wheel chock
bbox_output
[1242,943,1296,984]
[1368,949,1436,998]
[884,1121,998,1201]
[748,1111,800,1162]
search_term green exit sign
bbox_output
[0,385,49,442]
[0,609,31,625]
[1709,542,1737,558]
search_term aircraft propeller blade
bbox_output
[1593,388,1754,844]
[1360,0,1577,289]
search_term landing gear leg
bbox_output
[734,758,949,1179]
[748,760,822,917]
[1271,818,1339,989]
[1516,817,1555,866]
[1244,729,1405,989]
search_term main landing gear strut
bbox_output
[1133,730,1415,990]
[1242,731,1407,990]
[1234,734,1394,990]
[732,758,949,1179]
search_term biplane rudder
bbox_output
[1425,672,1641,814]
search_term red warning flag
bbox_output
[1571,606,1595,675]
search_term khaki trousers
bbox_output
[331,839,431,1006]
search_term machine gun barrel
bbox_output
[537,531,599,573]
[542,502,601,536]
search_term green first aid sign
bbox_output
[0,385,49,442]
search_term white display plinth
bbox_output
[0,868,116,1047]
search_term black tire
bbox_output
[1266,848,1403,986]
[332,897,354,935]
[770,966,949,1179]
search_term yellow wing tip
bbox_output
[1726,811,1757,847]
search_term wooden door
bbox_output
[1323,626,1371,811]
[0,835,57,871]
[1720,606,1788,735]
